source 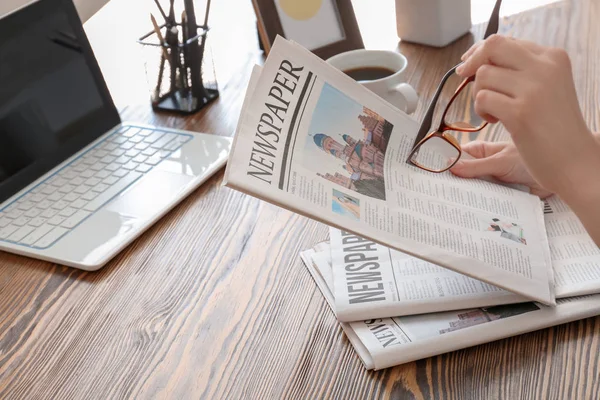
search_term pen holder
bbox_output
[138,24,218,114]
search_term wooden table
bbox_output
[1,1,599,398]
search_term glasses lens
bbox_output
[441,73,485,130]
[410,135,460,172]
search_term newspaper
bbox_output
[224,36,555,304]
[329,228,527,321]
[545,196,600,297]
[330,196,600,320]
[300,246,600,370]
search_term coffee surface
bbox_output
[342,66,396,81]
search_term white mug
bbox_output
[326,49,418,114]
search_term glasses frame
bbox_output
[407,0,503,173]
[408,73,488,172]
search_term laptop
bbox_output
[0,0,231,270]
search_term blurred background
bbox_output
[0,0,560,109]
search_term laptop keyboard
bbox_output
[0,126,192,250]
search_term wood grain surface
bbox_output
[1,0,599,399]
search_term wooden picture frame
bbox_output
[253,0,364,60]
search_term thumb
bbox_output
[450,156,504,179]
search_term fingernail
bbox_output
[460,52,467,61]
[456,64,464,74]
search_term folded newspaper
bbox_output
[225,36,557,304]
[300,244,600,370]
[329,187,600,321]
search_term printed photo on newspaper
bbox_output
[224,36,555,304]
[300,246,600,370]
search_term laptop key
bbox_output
[113,136,128,144]
[7,209,24,219]
[29,194,45,203]
[95,170,111,179]
[47,215,66,226]
[70,177,85,186]
[110,148,126,157]
[40,208,58,219]
[58,185,76,194]
[0,225,19,240]
[24,208,42,218]
[34,227,69,248]
[41,185,57,195]
[59,207,77,218]
[105,163,120,172]
[85,177,101,186]
[122,128,140,138]
[125,149,140,158]
[136,164,152,173]
[142,147,158,156]
[8,226,35,242]
[28,217,46,228]
[17,202,35,211]
[103,176,119,185]
[13,216,31,226]
[84,171,142,212]
[80,170,95,178]
[70,199,87,209]
[61,210,91,229]
[47,192,64,202]
[151,133,177,149]
[143,131,163,144]
[63,193,80,202]
[92,183,109,193]
[51,200,69,210]
[81,191,98,201]
[90,163,106,172]
[21,224,55,246]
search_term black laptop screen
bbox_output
[0,0,120,204]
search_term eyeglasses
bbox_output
[407,0,503,173]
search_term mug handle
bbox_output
[389,83,418,114]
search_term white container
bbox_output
[395,0,472,47]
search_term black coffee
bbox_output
[342,66,396,81]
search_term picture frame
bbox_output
[253,0,364,60]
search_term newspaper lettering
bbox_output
[248,60,305,184]
[364,319,403,348]
[341,231,387,304]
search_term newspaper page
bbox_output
[330,193,600,321]
[300,247,600,370]
[225,36,555,304]
[544,196,600,296]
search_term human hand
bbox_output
[456,35,600,197]
[450,141,553,198]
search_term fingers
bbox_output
[461,37,544,63]
[456,35,537,77]
[461,41,482,61]
[473,64,522,99]
[474,89,515,125]
[460,141,507,159]
[450,156,505,179]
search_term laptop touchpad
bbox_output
[105,170,195,218]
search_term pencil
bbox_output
[150,14,171,64]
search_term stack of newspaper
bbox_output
[224,37,600,370]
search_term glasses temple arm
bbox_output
[484,0,502,39]
[408,64,460,159]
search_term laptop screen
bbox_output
[0,0,120,204]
